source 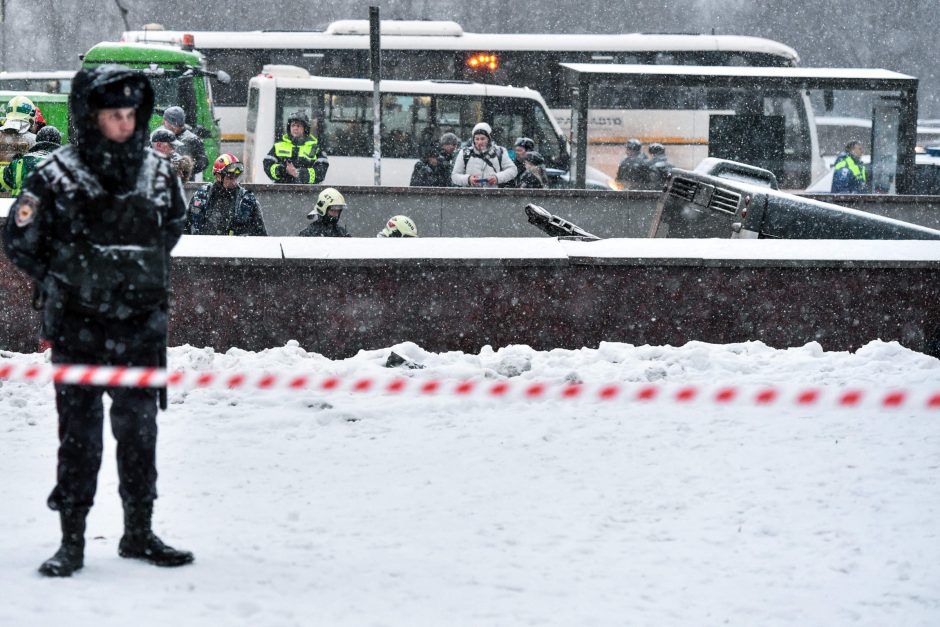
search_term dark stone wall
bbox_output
[4,251,936,357]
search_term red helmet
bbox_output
[33,106,45,125]
[213,153,243,177]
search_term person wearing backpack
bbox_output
[451,122,517,188]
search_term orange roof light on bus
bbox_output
[181,33,195,51]
[466,53,499,71]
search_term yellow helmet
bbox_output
[379,215,418,238]
[314,187,347,216]
[306,187,347,224]
[5,95,36,122]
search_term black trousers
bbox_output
[47,313,164,512]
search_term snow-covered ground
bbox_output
[1,339,938,626]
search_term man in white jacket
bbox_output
[451,122,518,187]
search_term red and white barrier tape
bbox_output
[1,361,939,410]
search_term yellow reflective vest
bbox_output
[263,135,322,184]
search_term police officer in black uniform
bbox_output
[3,64,193,577]
[615,138,651,190]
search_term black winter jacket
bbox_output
[2,65,187,352]
[410,157,451,187]
[297,215,351,237]
[173,126,209,179]
[186,182,266,236]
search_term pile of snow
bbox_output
[1,339,938,626]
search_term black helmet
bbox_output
[523,151,545,166]
[648,142,666,156]
[68,65,154,189]
[626,138,642,152]
[514,137,535,151]
[36,125,62,146]
[69,64,154,150]
[286,110,311,136]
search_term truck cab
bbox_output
[81,41,228,180]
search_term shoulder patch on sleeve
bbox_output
[13,193,39,227]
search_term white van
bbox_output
[243,66,605,187]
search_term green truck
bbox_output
[81,41,230,180]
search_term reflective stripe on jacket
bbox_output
[831,151,868,194]
[263,135,321,184]
[833,155,866,183]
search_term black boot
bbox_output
[39,508,88,577]
[118,503,194,567]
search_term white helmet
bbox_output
[307,187,347,223]
[378,215,418,238]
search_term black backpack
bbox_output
[462,145,505,172]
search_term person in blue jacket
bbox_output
[831,140,869,194]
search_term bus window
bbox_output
[530,106,565,168]
[279,49,366,80]
[435,95,483,141]
[486,105,525,149]
[246,86,260,135]
[706,89,812,188]
[276,89,322,144]
[764,93,812,188]
[485,96,566,169]
[320,92,371,157]
[654,52,676,65]
[0,78,69,93]
[384,50,456,82]
[592,80,704,110]
[381,94,434,158]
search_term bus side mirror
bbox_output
[214,70,231,84]
[824,90,835,112]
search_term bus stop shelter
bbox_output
[561,64,919,193]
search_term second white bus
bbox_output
[123,20,801,176]
[243,67,601,187]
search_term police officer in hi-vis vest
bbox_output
[262,110,329,184]
[831,140,869,194]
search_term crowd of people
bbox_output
[412,123,548,190]
[1,80,873,244]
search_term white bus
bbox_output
[243,67,585,187]
[122,21,801,178]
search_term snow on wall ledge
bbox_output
[170,235,940,266]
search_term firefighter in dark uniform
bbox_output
[186,153,267,236]
[2,64,194,577]
[298,187,351,237]
[263,110,329,184]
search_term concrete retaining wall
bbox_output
[2,237,937,358]
[204,184,940,238]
